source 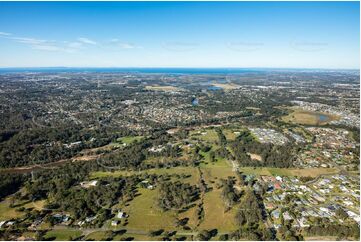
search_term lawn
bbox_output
[44,229,82,241]
[222,129,238,141]
[116,135,144,145]
[190,129,219,143]
[199,189,239,232]
[90,167,200,185]
[122,188,177,231]
[85,231,112,240]
[201,166,234,181]
[113,233,153,241]
[0,198,45,220]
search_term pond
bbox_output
[318,114,328,122]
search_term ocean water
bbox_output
[0,67,354,75]
[0,67,265,74]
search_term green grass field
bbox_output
[122,188,177,231]
[190,129,218,143]
[282,108,339,125]
[199,189,239,232]
[239,167,338,178]
[90,166,199,185]
[116,135,144,145]
[44,229,82,241]
[0,198,45,220]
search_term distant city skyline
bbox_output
[0,1,359,69]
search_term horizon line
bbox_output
[0,66,359,71]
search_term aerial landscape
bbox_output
[0,1,359,241]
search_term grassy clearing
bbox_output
[113,233,153,241]
[286,167,338,177]
[222,129,238,141]
[304,236,338,241]
[123,188,177,231]
[199,189,238,232]
[0,198,45,220]
[197,165,239,232]
[21,231,36,240]
[85,231,110,240]
[239,167,338,178]
[282,108,339,125]
[145,85,183,92]
[44,229,82,241]
[190,129,218,143]
[116,136,144,145]
[199,155,230,169]
[202,166,234,181]
[90,167,199,185]
[211,83,240,90]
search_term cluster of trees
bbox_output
[228,226,275,241]
[0,125,133,168]
[0,173,29,201]
[215,128,227,146]
[194,229,218,241]
[100,131,179,170]
[24,161,97,201]
[230,130,298,168]
[220,177,241,210]
[23,163,141,227]
[235,188,264,227]
[158,181,200,211]
[277,220,303,241]
[304,223,359,240]
[229,187,277,241]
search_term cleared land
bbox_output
[0,198,44,220]
[239,167,338,178]
[211,83,240,90]
[282,108,339,125]
[121,188,177,231]
[44,229,82,241]
[145,85,183,92]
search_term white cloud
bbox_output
[118,43,137,49]
[0,31,11,36]
[1,32,140,53]
[107,39,141,49]
[11,37,52,45]
[66,41,83,49]
[77,37,97,45]
[31,45,62,52]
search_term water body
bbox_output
[317,114,329,122]
[207,86,223,91]
[0,67,356,74]
[0,67,265,74]
[191,98,199,106]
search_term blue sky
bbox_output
[0,1,359,69]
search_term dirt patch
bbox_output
[248,153,262,161]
